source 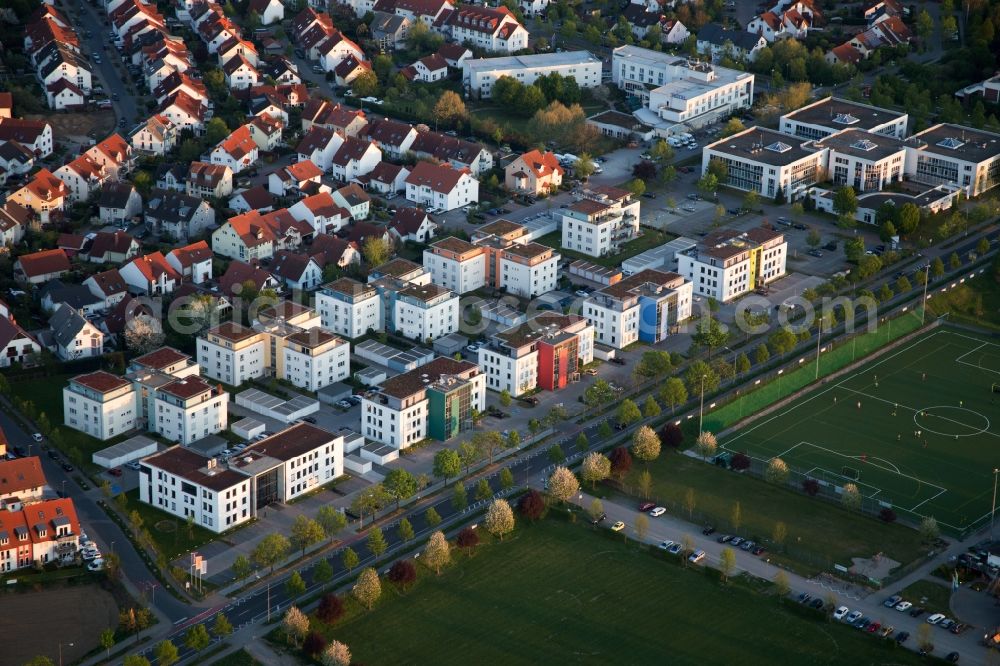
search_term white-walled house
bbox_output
[329,136,382,183]
[404,161,478,211]
[48,304,104,361]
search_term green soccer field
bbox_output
[721,327,1000,533]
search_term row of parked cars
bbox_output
[830,595,964,661]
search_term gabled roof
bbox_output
[146,188,206,223]
[0,456,47,496]
[369,161,405,184]
[57,233,88,252]
[331,136,378,167]
[40,280,101,311]
[284,159,323,182]
[0,119,51,146]
[697,23,764,51]
[86,268,128,296]
[49,303,95,348]
[16,248,70,278]
[270,250,318,282]
[515,149,563,179]
[310,235,355,266]
[87,231,138,259]
[219,260,276,295]
[232,185,275,210]
[188,161,232,188]
[296,191,342,217]
[297,125,340,155]
[389,207,431,236]
[97,182,139,210]
[446,5,521,36]
[125,251,182,285]
[21,169,67,202]
[416,53,448,72]
[303,99,366,130]
[160,90,206,121]
[364,118,417,147]
[829,43,863,64]
[214,125,257,160]
[404,161,470,193]
[168,240,212,267]
[334,55,370,79]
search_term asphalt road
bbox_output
[0,407,191,624]
[132,418,610,664]
[67,0,140,128]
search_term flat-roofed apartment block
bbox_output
[559,186,641,258]
[904,123,1000,197]
[426,219,559,297]
[677,227,787,302]
[152,376,228,445]
[63,371,136,440]
[779,97,909,141]
[278,328,349,392]
[702,127,825,200]
[462,51,603,99]
[582,269,693,349]
[315,277,381,338]
[197,321,267,386]
[611,46,754,127]
[393,282,459,342]
[138,422,346,532]
[478,313,594,396]
[361,356,485,448]
[423,236,487,294]
[814,128,906,192]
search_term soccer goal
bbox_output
[993,383,1000,394]
[842,466,860,481]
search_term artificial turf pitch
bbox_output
[722,327,1000,532]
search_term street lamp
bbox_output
[256,572,272,622]
[698,374,706,433]
[991,468,999,542]
[61,480,66,497]
[59,642,74,666]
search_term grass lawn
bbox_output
[926,273,1000,331]
[899,579,953,616]
[123,489,220,561]
[327,519,927,665]
[621,453,928,577]
[536,227,677,269]
[11,373,124,470]
[720,327,1000,532]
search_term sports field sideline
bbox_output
[722,327,1000,532]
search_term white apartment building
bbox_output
[583,269,693,349]
[778,97,909,140]
[677,228,787,302]
[63,371,136,441]
[197,322,267,386]
[393,282,459,342]
[462,51,602,99]
[559,186,641,258]
[280,328,350,392]
[905,123,1000,197]
[443,6,529,54]
[362,356,485,448]
[478,313,594,396]
[611,46,754,127]
[423,237,487,294]
[139,423,346,533]
[701,126,826,201]
[151,376,228,446]
[498,242,559,298]
[815,128,906,193]
[316,277,382,338]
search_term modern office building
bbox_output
[778,97,909,140]
[814,128,906,193]
[462,51,602,99]
[701,126,825,200]
[904,123,1000,197]
[138,422,346,533]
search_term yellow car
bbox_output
[611,521,626,532]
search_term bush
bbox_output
[660,423,684,449]
[730,452,751,471]
[303,631,327,657]
[879,507,897,523]
[801,479,819,497]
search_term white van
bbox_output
[688,549,706,564]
